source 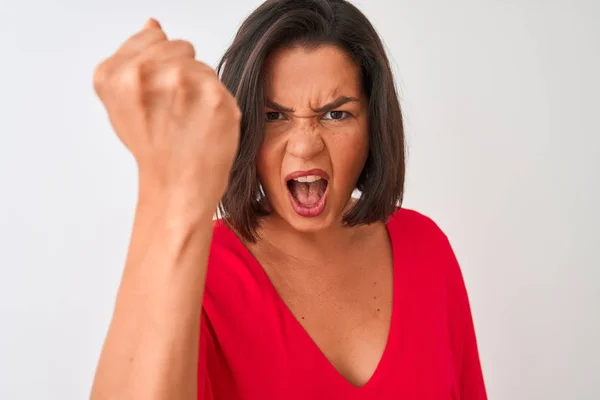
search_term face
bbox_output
[257,44,369,233]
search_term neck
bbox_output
[255,208,365,267]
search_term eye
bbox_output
[322,111,349,121]
[265,112,285,122]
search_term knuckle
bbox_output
[202,81,228,108]
[234,105,243,121]
[165,64,189,88]
[92,60,111,93]
[118,63,144,91]
[207,91,228,109]
[179,40,196,57]
[189,59,216,76]
[229,99,242,120]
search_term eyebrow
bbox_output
[265,96,361,113]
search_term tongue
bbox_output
[289,180,326,206]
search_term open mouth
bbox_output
[286,174,329,217]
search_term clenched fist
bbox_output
[93,18,241,212]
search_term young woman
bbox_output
[90,0,487,399]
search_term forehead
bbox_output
[263,45,362,102]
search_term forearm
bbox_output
[91,190,214,400]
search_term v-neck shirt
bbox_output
[197,208,487,399]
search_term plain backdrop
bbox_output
[0,0,598,399]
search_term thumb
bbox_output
[143,18,162,30]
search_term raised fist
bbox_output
[93,19,241,210]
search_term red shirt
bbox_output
[198,208,487,399]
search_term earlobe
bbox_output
[262,198,273,212]
[259,194,273,212]
[257,183,273,212]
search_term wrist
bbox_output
[137,179,216,230]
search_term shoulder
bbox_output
[204,219,267,314]
[206,218,255,279]
[210,218,239,253]
[386,207,459,281]
[387,207,450,246]
[389,208,472,319]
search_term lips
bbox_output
[284,169,330,182]
[284,169,329,217]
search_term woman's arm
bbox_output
[90,191,213,400]
[89,17,240,400]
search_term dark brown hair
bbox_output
[217,0,405,242]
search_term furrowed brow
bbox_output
[265,99,294,113]
[312,96,360,113]
[265,96,361,114]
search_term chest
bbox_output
[258,238,394,388]
[203,245,458,400]
[202,222,461,399]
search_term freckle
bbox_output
[301,316,305,320]
[377,308,380,312]
[373,296,376,300]
[373,281,376,285]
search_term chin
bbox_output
[281,210,337,233]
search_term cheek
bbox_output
[328,126,369,183]
[256,134,284,191]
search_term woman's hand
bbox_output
[93,18,240,212]
[90,20,234,400]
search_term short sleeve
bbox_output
[443,235,487,399]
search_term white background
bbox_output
[0,0,598,398]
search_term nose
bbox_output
[286,120,325,160]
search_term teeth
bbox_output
[293,175,322,183]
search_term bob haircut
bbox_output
[217,0,405,242]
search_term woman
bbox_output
[91,0,487,399]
